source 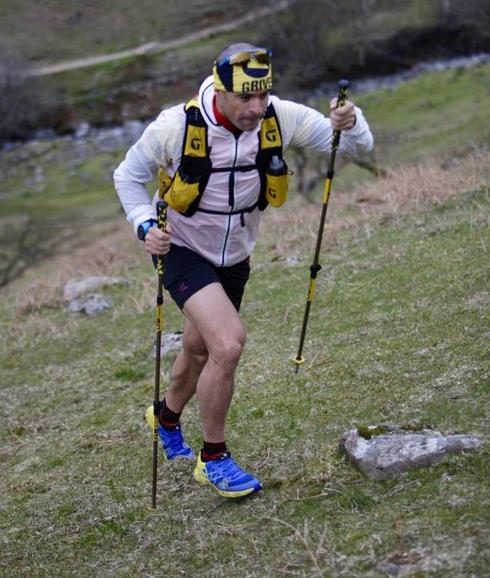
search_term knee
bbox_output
[183,332,208,370]
[210,326,246,369]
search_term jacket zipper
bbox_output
[220,135,239,267]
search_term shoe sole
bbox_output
[193,466,262,498]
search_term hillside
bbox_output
[1,62,488,287]
[0,60,489,576]
[1,0,488,140]
[1,160,488,578]
[0,0,265,63]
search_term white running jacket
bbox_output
[114,75,374,267]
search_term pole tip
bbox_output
[293,356,305,373]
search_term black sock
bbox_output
[159,398,182,430]
[201,441,227,461]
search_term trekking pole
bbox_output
[293,79,349,373]
[150,200,168,509]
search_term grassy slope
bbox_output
[355,64,490,163]
[0,64,489,576]
[0,178,488,577]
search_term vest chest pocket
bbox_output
[162,167,200,213]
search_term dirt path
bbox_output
[31,0,295,77]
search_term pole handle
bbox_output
[156,201,168,276]
[337,79,349,107]
[156,201,168,233]
[332,79,350,150]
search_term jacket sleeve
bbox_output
[274,99,374,158]
[113,107,184,233]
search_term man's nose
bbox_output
[249,98,265,115]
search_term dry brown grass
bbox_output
[262,151,489,259]
[7,222,143,315]
[5,151,488,314]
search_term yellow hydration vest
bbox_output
[159,99,289,217]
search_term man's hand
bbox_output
[329,98,356,131]
[145,224,172,255]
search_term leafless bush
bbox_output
[0,42,46,142]
[439,0,490,40]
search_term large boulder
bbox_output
[340,425,483,480]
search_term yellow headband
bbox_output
[213,50,273,93]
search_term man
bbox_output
[114,43,373,499]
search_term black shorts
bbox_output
[161,244,251,311]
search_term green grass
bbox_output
[0,180,488,576]
[354,63,490,164]
[0,0,264,63]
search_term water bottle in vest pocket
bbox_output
[265,155,289,207]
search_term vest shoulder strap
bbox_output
[257,103,286,210]
[182,99,209,160]
[259,103,283,151]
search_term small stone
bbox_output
[74,122,91,139]
[152,332,183,358]
[84,294,112,316]
[123,120,145,143]
[67,293,112,316]
[63,276,128,301]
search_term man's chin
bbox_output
[239,118,261,131]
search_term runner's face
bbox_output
[216,90,269,131]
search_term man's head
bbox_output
[213,43,272,131]
[213,42,272,94]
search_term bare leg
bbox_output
[165,318,208,413]
[180,283,246,443]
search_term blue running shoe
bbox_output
[194,451,262,498]
[145,405,195,460]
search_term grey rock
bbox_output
[67,293,113,316]
[75,122,91,139]
[340,426,483,480]
[152,332,183,358]
[63,276,128,301]
[123,120,145,143]
[33,128,57,140]
[94,127,126,152]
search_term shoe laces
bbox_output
[210,453,249,482]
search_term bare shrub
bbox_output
[439,0,490,42]
[0,42,46,142]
